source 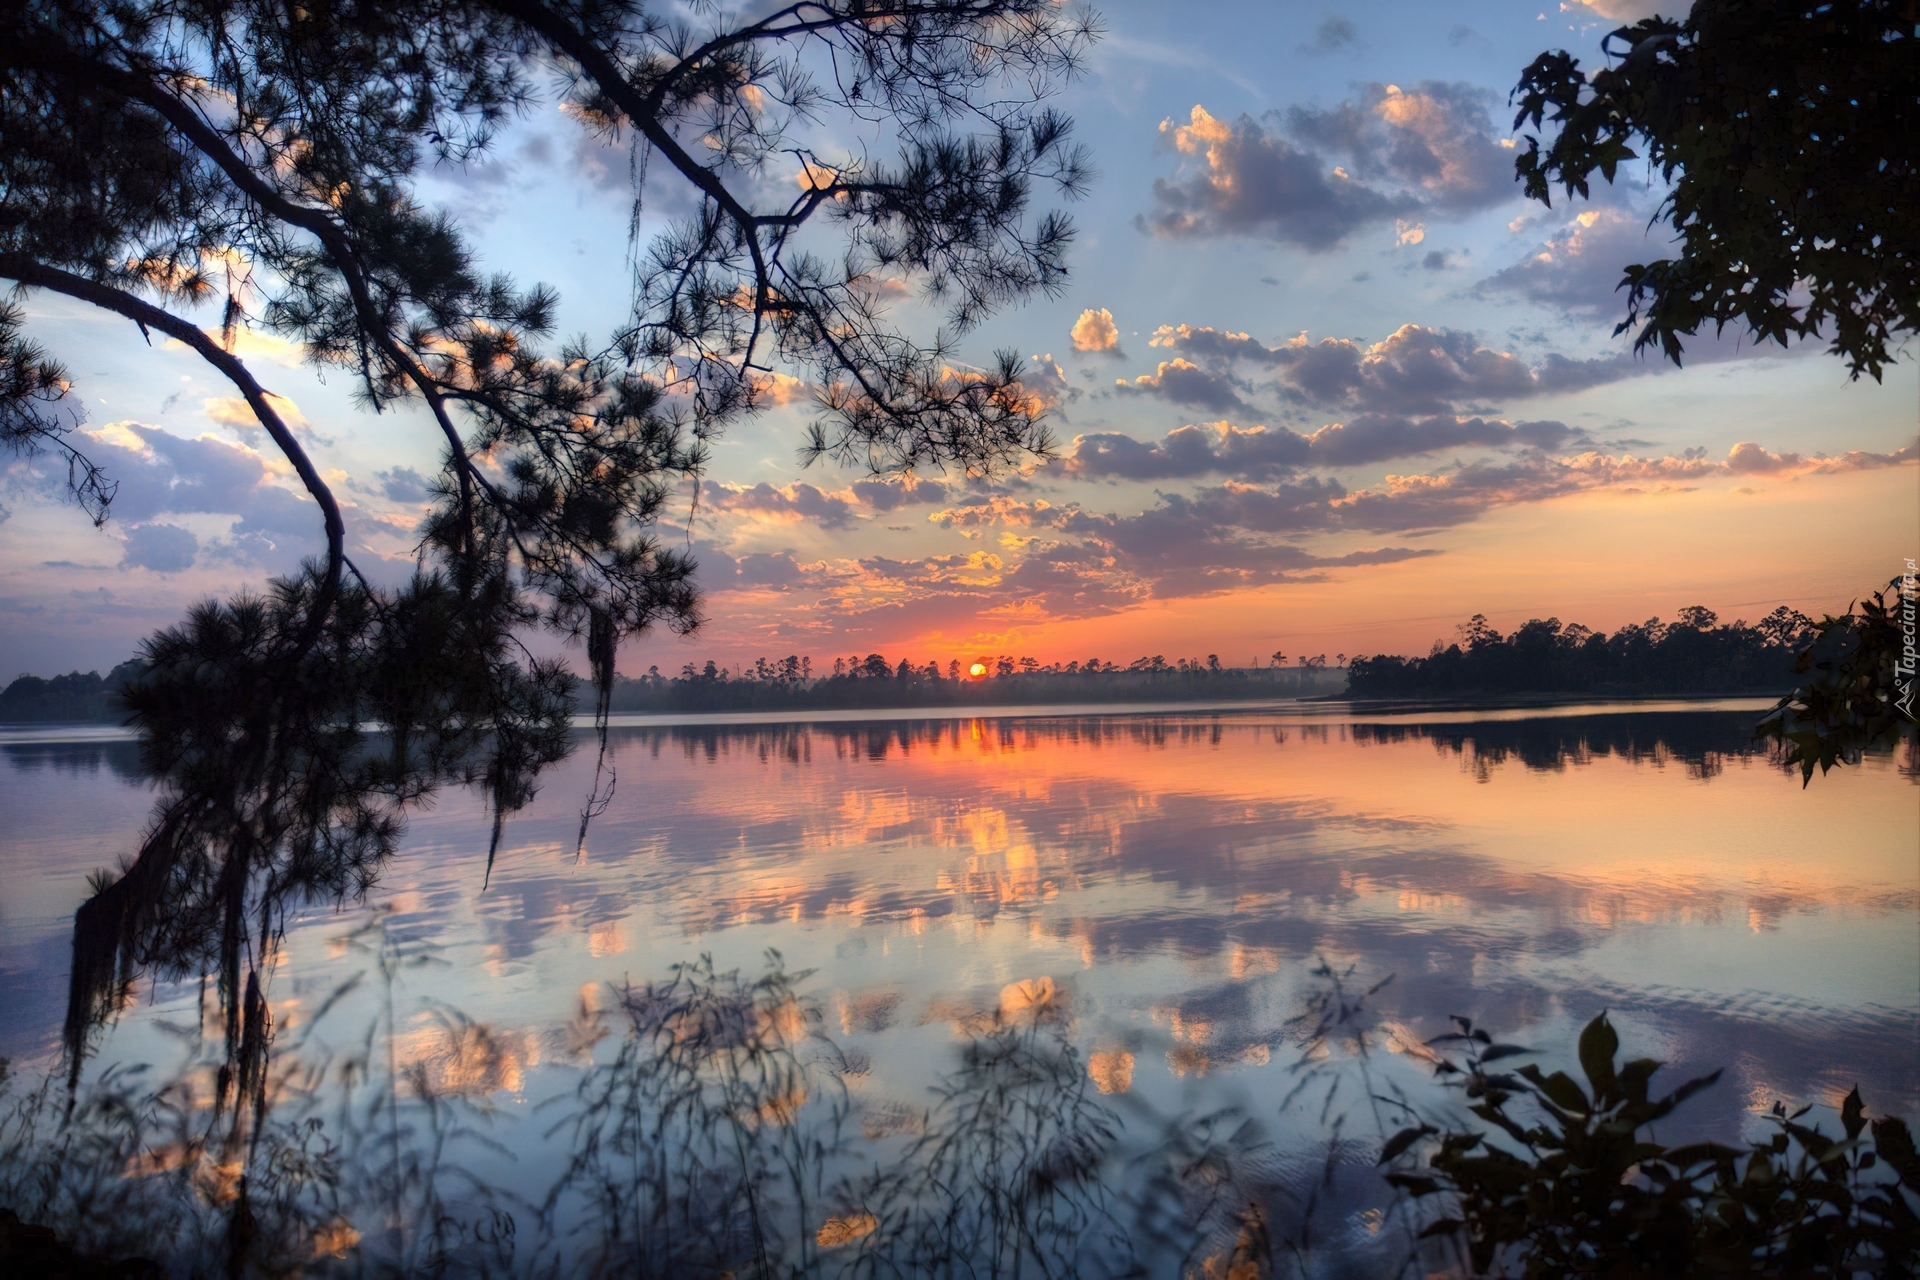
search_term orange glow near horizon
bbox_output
[880,465,1917,668]
[612,459,1915,678]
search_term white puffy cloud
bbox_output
[1069,308,1123,354]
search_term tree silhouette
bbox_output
[1,0,1098,1104]
[1513,0,1917,379]
[3,0,1096,671]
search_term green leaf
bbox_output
[1618,1057,1660,1103]
[1577,1013,1618,1094]
[1842,1086,1865,1141]
[1871,1117,1920,1186]
[1533,1068,1591,1115]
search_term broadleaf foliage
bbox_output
[1512,0,1918,379]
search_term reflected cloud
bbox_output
[5,705,1912,1161]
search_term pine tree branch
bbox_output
[0,254,346,651]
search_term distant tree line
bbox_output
[0,661,145,722]
[609,652,1348,713]
[0,652,1352,721]
[1348,606,1814,698]
[0,602,1834,719]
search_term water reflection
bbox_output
[639,706,1774,777]
[0,705,1914,1271]
[0,738,145,781]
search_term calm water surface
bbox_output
[1,702,1915,1180]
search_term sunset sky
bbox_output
[2,0,1914,679]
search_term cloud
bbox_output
[732,552,807,589]
[1115,358,1249,412]
[1144,106,1413,249]
[1305,414,1583,466]
[1147,322,1640,415]
[1054,414,1584,481]
[1477,208,1667,314]
[1725,442,1804,475]
[917,489,1433,609]
[1049,497,1434,598]
[1069,308,1123,355]
[375,466,434,503]
[848,474,952,511]
[928,496,1063,530]
[748,370,814,406]
[981,437,1915,546]
[1173,479,1348,534]
[119,522,199,573]
[1146,324,1281,364]
[64,422,328,570]
[203,393,309,433]
[1323,441,1912,532]
[1144,83,1516,249]
[1058,422,1311,481]
[163,327,303,367]
[1806,440,1919,473]
[703,480,861,530]
[1287,82,1514,215]
[1564,0,1668,19]
[699,473,964,536]
[1018,354,1075,411]
[852,275,913,299]
[1301,15,1359,54]
[678,435,1914,643]
[1284,325,1538,412]
[82,423,274,520]
[1714,438,1916,479]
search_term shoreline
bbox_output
[0,692,1781,743]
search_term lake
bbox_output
[0,700,1913,1273]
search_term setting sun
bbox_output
[968,662,988,678]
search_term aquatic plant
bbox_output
[5,952,1917,1279]
[545,953,851,1278]
[1382,1012,1920,1276]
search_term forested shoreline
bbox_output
[0,662,146,723]
[605,654,1347,713]
[0,655,1348,723]
[1347,605,1813,698]
[0,604,1821,722]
